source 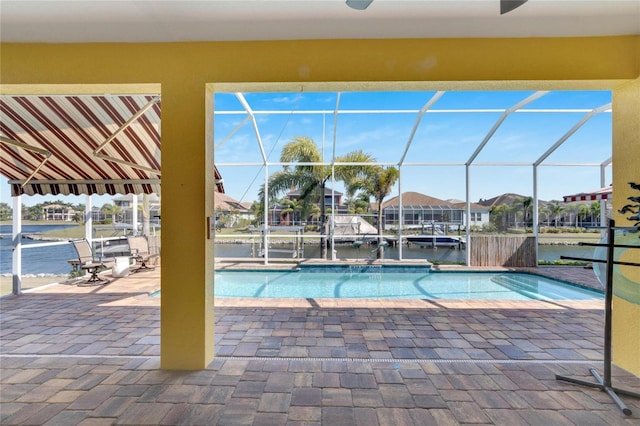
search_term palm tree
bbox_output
[0,202,12,221]
[547,201,564,228]
[539,203,550,227]
[263,136,374,259]
[346,165,399,259]
[564,203,579,228]
[100,203,123,224]
[278,198,302,225]
[578,203,589,227]
[589,201,601,227]
[490,204,510,232]
[249,200,263,226]
[308,204,321,224]
[334,149,377,198]
[346,192,371,214]
[23,204,43,221]
[522,196,533,228]
[510,196,533,228]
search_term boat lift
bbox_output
[252,225,305,259]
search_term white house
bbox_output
[42,204,76,221]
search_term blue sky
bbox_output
[1,90,612,207]
[213,89,612,205]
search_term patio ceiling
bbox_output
[2,0,637,42]
[0,93,225,197]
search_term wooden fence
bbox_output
[469,235,536,267]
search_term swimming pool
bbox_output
[213,270,602,301]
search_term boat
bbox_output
[406,235,465,248]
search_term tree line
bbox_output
[489,197,602,232]
[0,200,127,224]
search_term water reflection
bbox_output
[214,243,595,263]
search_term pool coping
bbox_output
[214,259,604,293]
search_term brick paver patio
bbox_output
[1,266,639,425]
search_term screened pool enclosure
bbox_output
[212,88,613,264]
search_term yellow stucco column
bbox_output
[611,78,640,375]
[160,80,214,369]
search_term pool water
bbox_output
[213,271,603,301]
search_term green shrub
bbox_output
[430,260,466,266]
[236,218,250,228]
[507,228,527,234]
[69,269,83,279]
[566,227,587,233]
[481,223,497,233]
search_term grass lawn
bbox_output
[0,221,159,240]
[40,225,86,239]
[537,232,602,244]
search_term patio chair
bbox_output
[69,239,114,285]
[147,234,161,262]
[127,236,159,273]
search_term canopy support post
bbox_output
[263,165,269,266]
[533,165,539,263]
[398,171,403,261]
[465,164,471,266]
[132,194,139,236]
[85,194,93,245]
[600,159,611,238]
[331,166,336,261]
[12,195,22,295]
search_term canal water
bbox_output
[1,225,78,275]
[1,225,598,275]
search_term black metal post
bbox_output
[603,218,614,387]
[556,219,640,416]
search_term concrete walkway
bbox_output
[1,267,639,425]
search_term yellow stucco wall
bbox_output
[612,78,640,374]
[1,36,639,371]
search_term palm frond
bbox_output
[280,136,322,164]
[267,171,303,201]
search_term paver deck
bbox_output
[1,266,639,425]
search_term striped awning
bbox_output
[1,94,163,196]
[563,185,612,203]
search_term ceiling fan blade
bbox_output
[346,0,373,10]
[500,0,528,15]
